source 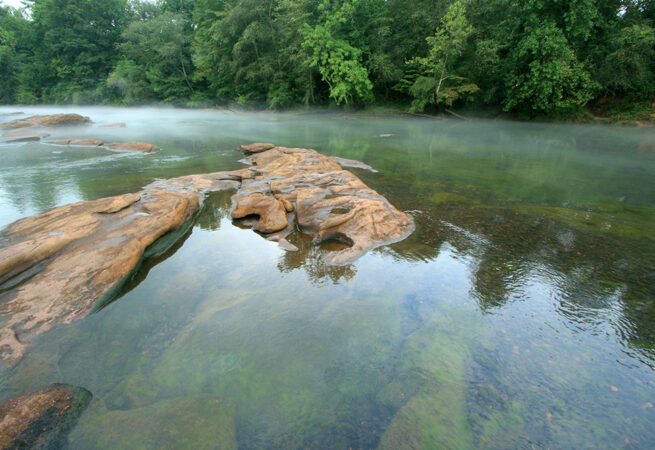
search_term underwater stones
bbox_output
[329,156,378,173]
[231,193,288,233]
[0,384,92,449]
[0,114,91,129]
[106,142,158,151]
[50,138,104,146]
[68,395,236,449]
[237,142,275,154]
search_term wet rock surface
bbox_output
[50,138,104,146]
[234,145,414,264]
[106,142,158,151]
[0,384,92,449]
[0,114,91,129]
[0,143,412,365]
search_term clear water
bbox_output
[1,106,654,448]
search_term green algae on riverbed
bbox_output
[1,107,654,448]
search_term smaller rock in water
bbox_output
[3,129,50,138]
[106,142,158,151]
[0,384,92,449]
[100,122,126,128]
[237,142,275,154]
[50,139,104,146]
[8,136,42,143]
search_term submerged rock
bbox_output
[0,384,92,449]
[0,143,412,365]
[329,156,379,173]
[68,395,236,449]
[50,138,104,146]
[0,114,91,129]
[106,142,158,151]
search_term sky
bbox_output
[1,0,24,7]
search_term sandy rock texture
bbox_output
[0,144,412,366]
[0,114,91,129]
[106,142,159,151]
[50,138,105,146]
[0,384,92,449]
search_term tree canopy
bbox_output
[0,0,653,117]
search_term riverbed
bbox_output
[1,106,654,448]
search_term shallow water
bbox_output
[1,106,654,448]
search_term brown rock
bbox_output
[0,384,92,449]
[237,142,275,154]
[106,142,158,151]
[0,114,91,129]
[232,193,289,233]
[50,138,104,146]
[8,136,42,143]
[3,129,50,138]
[0,144,412,365]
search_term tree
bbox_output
[26,0,129,103]
[108,9,195,103]
[406,1,478,112]
[504,18,598,115]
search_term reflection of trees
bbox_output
[390,198,655,357]
[277,233,357,285]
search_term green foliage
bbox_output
[504,19,599,115]
[109,8,194,104]
[0,0,653,117]
[300,19,373,105]
[406,1,479,112]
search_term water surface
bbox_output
[1,106,654,448]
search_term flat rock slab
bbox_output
[8,136,42,143]
[0,114,91,129]
[3,129,50,138]
[0,143,412,366]
[100,122,126,128]
[50,139,104,146]
[106,142,158,151]
[0,384,92,449]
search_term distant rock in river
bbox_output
[0,114,91,129]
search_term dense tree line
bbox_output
[1,0,653,116]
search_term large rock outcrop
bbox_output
[0,144,412,365]
[0,384,92,449]
[0,114,91,129]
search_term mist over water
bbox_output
[1,106,654,448]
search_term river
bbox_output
[1,106,654,448]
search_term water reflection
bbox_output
[1,107,654,448]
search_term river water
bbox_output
[1,106,654,448]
